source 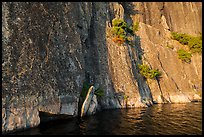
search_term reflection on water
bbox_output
[13,102,202,135]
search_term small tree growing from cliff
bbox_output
[171,32,191,45]
[111,18,127,42]
[171,32,202,54]
[138,64,161,79]
[177,49,192,63]
[188,37,202,54]
[111,18,135,45]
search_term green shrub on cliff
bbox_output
[177,49,192,63]
[188,37,202,54]
[171,32,191,45]
[111,18,127,40]
[171,32,202,54]
[138,64,150,78]
[138,64,161,79]
[111,18,135,44]
[148,69,162,79]
[111,26,126,40]
[112,18,127,29]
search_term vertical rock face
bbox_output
[2,2,202,133]
[127,2,202,103]
[136,2,202,35]
[2,2,88,133]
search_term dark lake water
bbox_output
[13,102,202,135]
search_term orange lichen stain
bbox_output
[112,36,125,45]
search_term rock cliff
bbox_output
[2,2,202,133]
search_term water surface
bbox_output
[13,102,202,135]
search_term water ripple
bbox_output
[13,102,202,135]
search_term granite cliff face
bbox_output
[2,2,202,133]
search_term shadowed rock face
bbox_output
[2,2,202,133]
[2,2,88,133]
